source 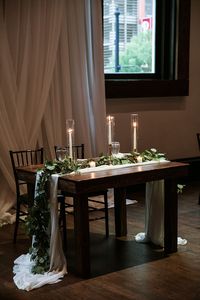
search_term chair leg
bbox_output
[104,193,109,238]
[13,199,20,243]
[59,196,67,252]
[198,192,200,205]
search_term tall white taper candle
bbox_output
[68,129,73,159]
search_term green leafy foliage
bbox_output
[107,30,152,73]
[177,184,186,194]
[120,30,152,73]
[25,158,80,274]
[140,148,166,162]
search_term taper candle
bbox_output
[131,114,138,152]
[66,119,75,159]
[68,129,73,158]
[106,115,115,145]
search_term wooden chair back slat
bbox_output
[54,144,84,160]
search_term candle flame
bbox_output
[107,115,114,122]
[133,121,137,128]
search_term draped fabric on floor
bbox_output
[135,180,187,247]
[13,173,67,291]
[0,0,107,222]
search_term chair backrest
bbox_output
[197,133,200,151]
[54,144,84,160]
[9,148,44,195]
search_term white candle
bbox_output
[89,161,96,168]
[107,115,114,145]
[68,129,73,158]
[133,121,137,151]
[108,118,112,145]
[66,119,75,160]
[131,114,138,152]
[137,155,142,163]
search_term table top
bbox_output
[17,161,188,195]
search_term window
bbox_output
[104,0,154,75]
[103,0,191,98]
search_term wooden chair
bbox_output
[9,148,44,243]
[54,144,109,237]
[9,148,66,246]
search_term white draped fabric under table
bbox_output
[135,180,187,247]
[13,173,67,291]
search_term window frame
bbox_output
[104,0,191,98]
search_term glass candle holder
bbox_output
[106,115,115,146]
[131,114,138,152]
[56,147,68,161]
[111,141,120,155]
[66,119,75,159]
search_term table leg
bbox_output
[164,179,178,253]
[114,187,127,237]
[73,194,90,277]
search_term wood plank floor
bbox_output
[1,180,200,300]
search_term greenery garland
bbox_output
[25,158,79,274]
[25,148,168,274]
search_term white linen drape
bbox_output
[41,0,107,159]
[135,180,187,247]
[0,0,107,222]
[13,173,67,291]
[0,0,65,220]
[65,0,107,156]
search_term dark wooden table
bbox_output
[16,161,188,278]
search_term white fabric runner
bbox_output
[79,159,168,174]
[135,180,187,247]
[13,173,67,291]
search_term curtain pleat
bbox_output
[0,0,106,221]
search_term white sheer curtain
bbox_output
[0,0,107,223]
[41,0,107,159]
[65,0,107,157]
